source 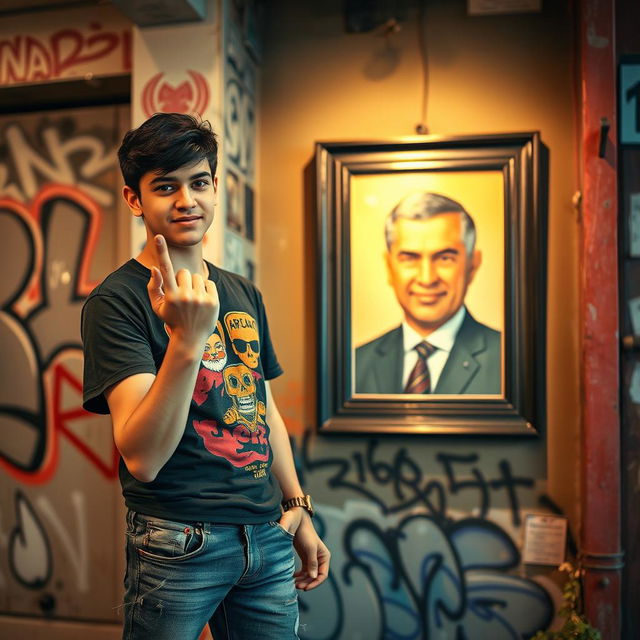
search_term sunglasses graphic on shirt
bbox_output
[232,339,259,353]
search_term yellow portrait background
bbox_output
[351,170,505,348]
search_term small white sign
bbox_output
[522,514,567,566]
[468,0,541,15]
[620,62,640,145]
[630,193,640,256]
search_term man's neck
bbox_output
[405,306,466,339]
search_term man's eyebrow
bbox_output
[149,171,212,185]
[433,247,460,258]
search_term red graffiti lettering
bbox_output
[0,27,130,86]
[50,28,119,76]
[2,185,102,313]
[0,184,109,484]
[192,420,269,467]
[0,356,118,485]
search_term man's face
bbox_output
[202,331,227,372]
[386,213,481,335]
[124,158,217,248]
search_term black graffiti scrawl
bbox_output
[293,432,557,640]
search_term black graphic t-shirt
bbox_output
[81,259,283,523]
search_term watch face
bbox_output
[304,495,314,515]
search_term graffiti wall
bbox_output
[295,432,560,639]
[0,105,129,620]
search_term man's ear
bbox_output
[385,250,394,286]
[123,185,143,217]
[467,249,482,284]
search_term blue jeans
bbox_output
[122,510,299,640]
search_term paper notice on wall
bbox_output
[630,193,640,257]
[468,0,541,15]
[522,514,567,566]
[630,364,640,405]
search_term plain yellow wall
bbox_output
[258,0,579,522]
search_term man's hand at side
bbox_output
[266,381,331,590]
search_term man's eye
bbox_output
[155,184,174,193]
[193,180,210,189]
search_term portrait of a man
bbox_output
[354,191,502,395]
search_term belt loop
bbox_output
[126,509,136,529]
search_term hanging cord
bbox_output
[415,0,429,134]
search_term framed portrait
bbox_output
[315,133,546,435]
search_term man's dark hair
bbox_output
[118,113,218,194]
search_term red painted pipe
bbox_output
[579,0,621,637]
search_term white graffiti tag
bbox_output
[8,491,51,589]
[0,123,117,206]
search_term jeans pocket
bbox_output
[136,516,207,563]
[269,520,296,540]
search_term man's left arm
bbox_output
[265,380,330,591]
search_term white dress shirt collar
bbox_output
[402,305,467,354]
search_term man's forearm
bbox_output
[109,334,204,482]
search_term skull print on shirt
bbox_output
[191,309,270,475]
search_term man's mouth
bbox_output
[412,291,446,304]
[172,215,202,224]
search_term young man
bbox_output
[81,113,329,639]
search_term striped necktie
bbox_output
[404,341,436,394]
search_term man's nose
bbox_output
[176,186,196,210]
[417,257,438,284]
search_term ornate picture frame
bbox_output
[315,133,546,435]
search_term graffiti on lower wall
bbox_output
[294,432,557,639]
[0,107,125,621]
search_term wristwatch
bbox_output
[282,494,314,518]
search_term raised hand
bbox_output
[147,235,219,344]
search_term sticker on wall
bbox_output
[141,70,209,118]
[224,230,245,276]
[628,296,640,336]
[620,60,640,145]
[225,169,244,234]
[522,514,567,566]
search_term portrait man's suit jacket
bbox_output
[354,312,501,395]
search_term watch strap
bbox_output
[282,495,313,516]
